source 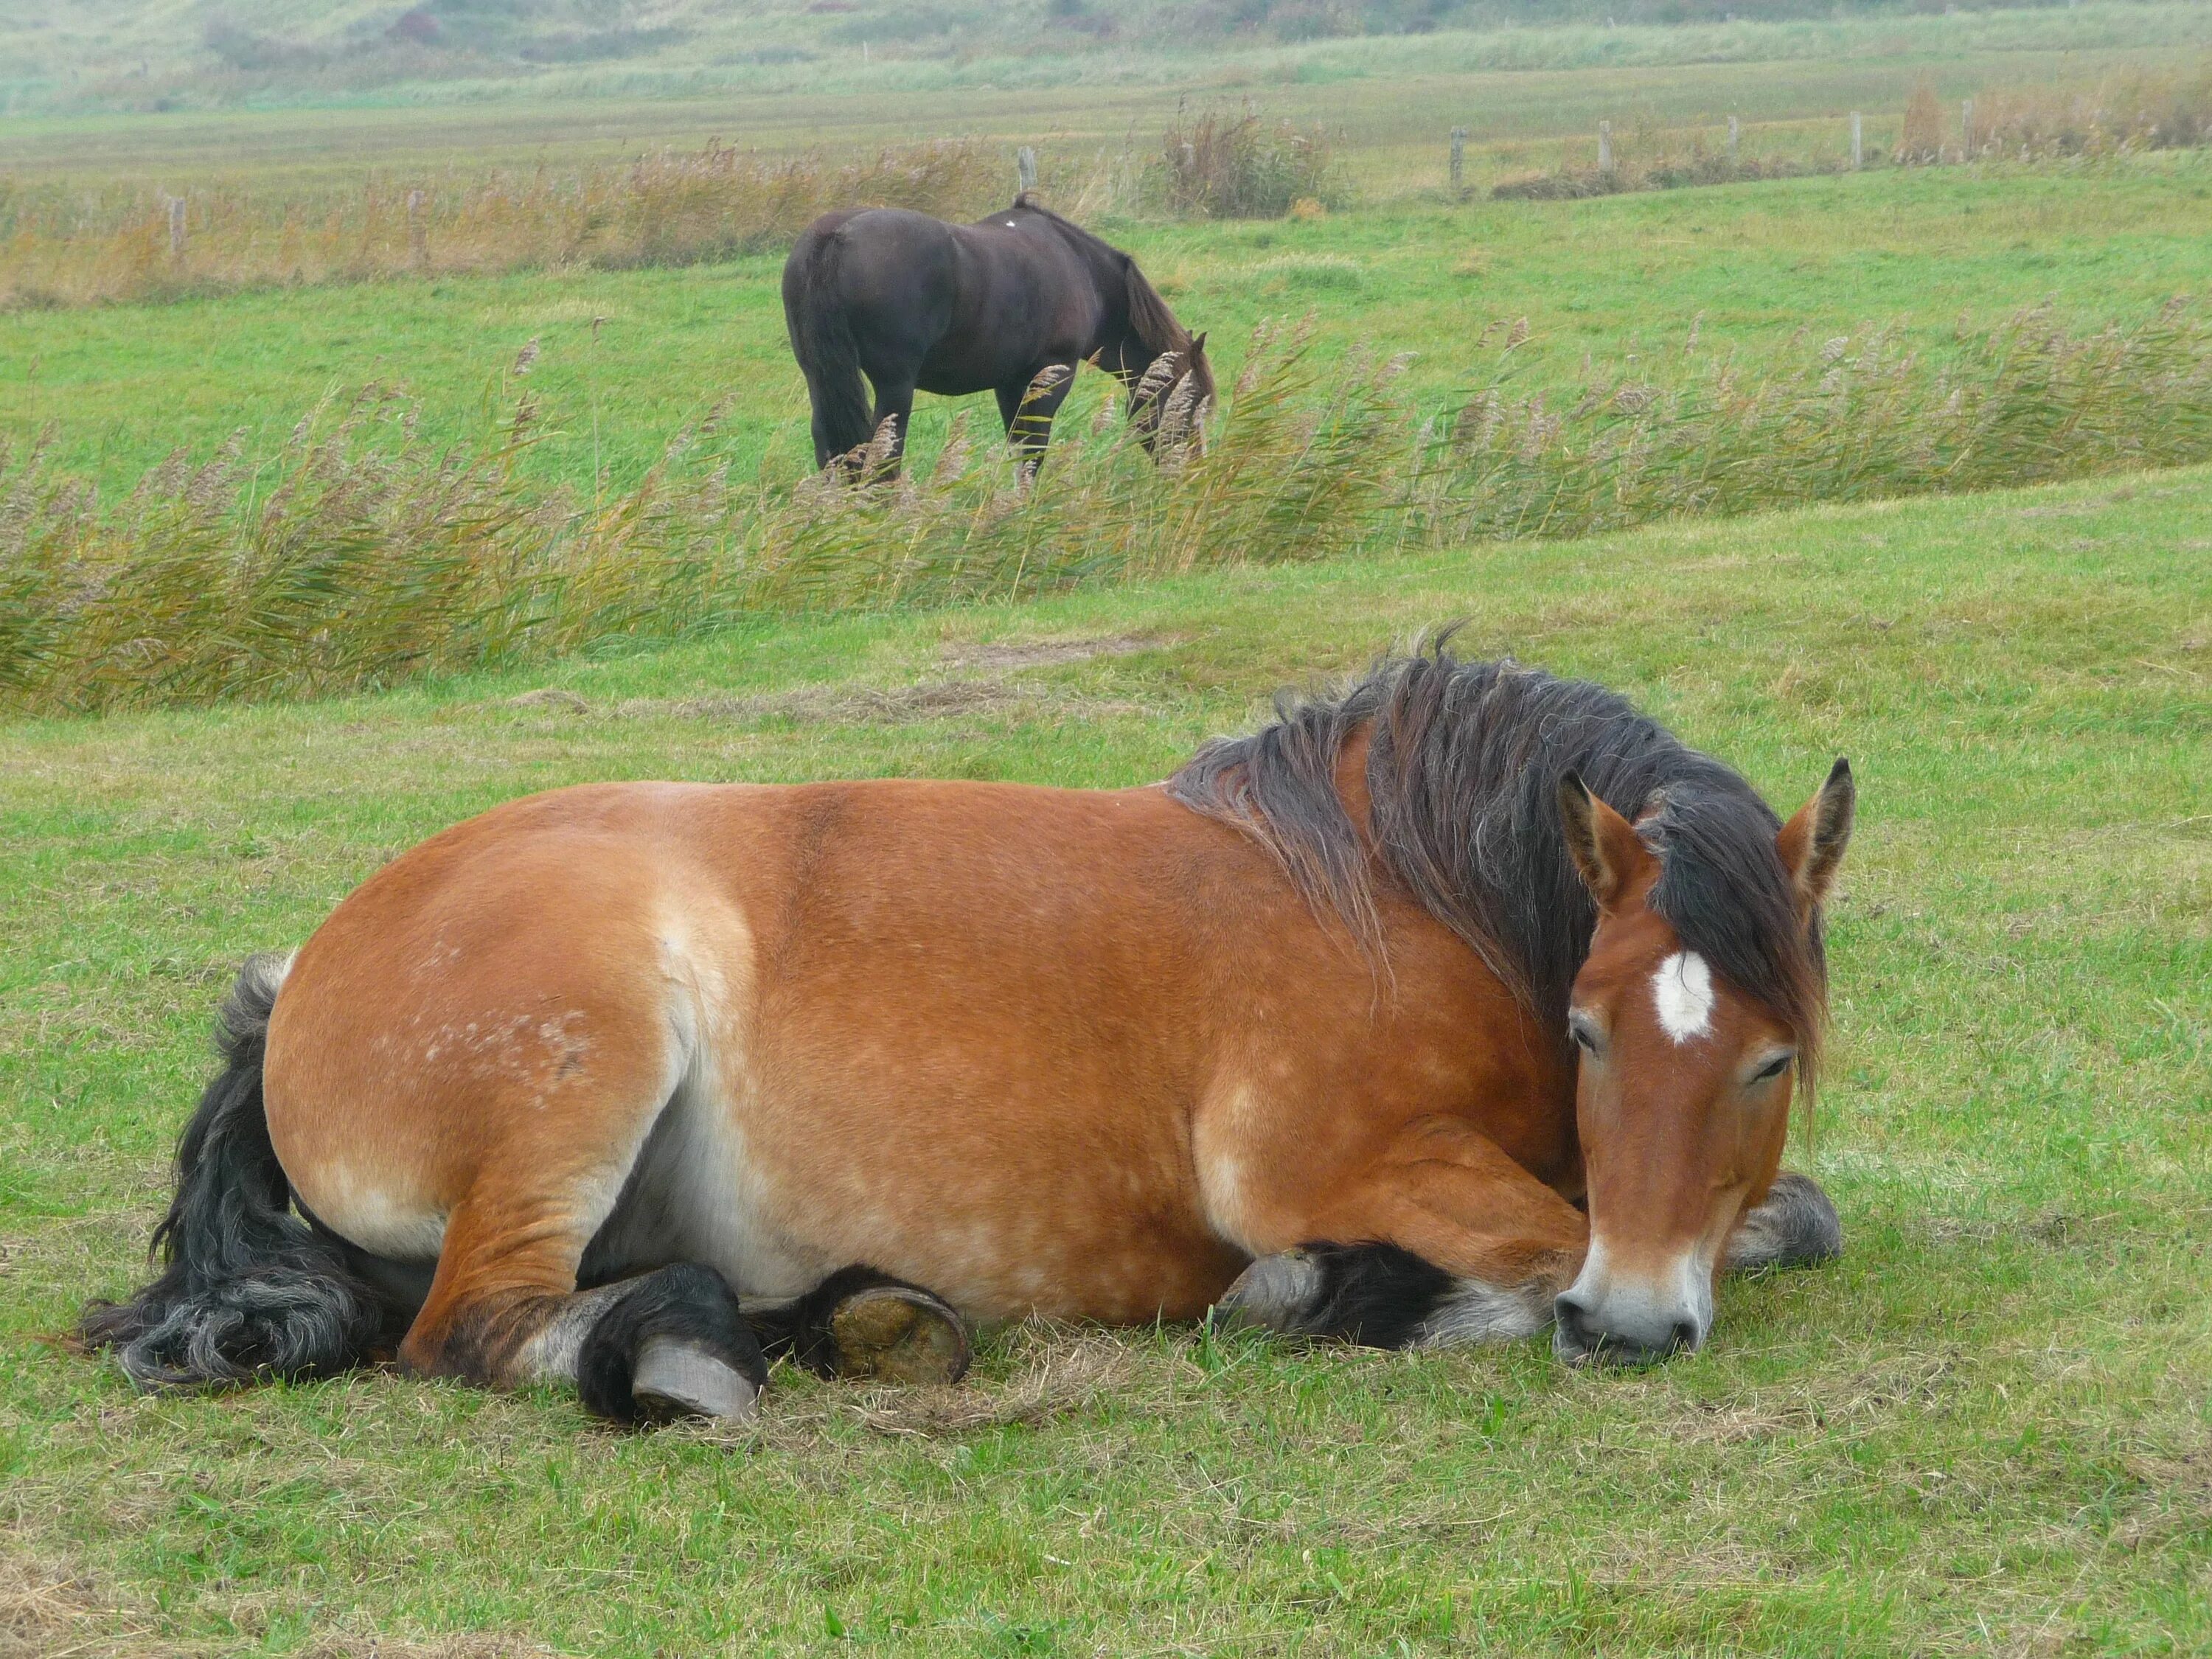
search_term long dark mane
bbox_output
[1168,641,1828,1084]
[1012,192,1188,358]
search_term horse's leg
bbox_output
[868,378,916,479]
[810,394,844,474]
[386,1050,769,1423]
[996,364,1074,478]
[399,1178,767,1422]
[1217,1117,1587,1350]
[1723,1172,1842,1272]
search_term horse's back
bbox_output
[262,779,1262,1313]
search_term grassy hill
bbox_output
[4,0,2205,116]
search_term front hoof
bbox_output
[828,1285,971,1385]
[1726,1172,1844,1273]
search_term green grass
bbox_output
[9,159,2211,499]
[3,464,2208,1655]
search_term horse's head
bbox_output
[1125,331,1214,458]
[1111,251,1212,459]
[1551,760,1854,1366]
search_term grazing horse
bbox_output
[782,193,1214,476]
[84,647,1853,1425]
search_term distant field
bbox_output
[3,467,2207,1655]
[7,160,2209,501]
[4,3,2208,189]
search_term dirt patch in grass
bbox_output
[0,1549,123,1659]
[935,632,1177,672]
[2,1528,568,1659]
[505,680,1150,726]
[723,1326,1203,1451]
[295,1633,571,1658]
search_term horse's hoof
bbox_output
[632,1337,762,1422]
[1216,1249,1321,1333]
[1725,1172,1843,1273]
[828,1285,971,1385]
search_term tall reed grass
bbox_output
[6,301,2209,714]
[0,140,1008,310]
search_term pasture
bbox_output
[8,161,2212,495]
[3,466,2208,1655]
[5,7,2212,1651]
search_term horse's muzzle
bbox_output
[1550,1287,1703,1368]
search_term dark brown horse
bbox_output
[782,193,1214,476]
[84,647,1851,1425]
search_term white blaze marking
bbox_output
[1652,950,1715,1043]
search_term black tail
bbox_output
[786,227,874,465]
[79,953,383,1390]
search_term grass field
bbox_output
[3,465,2208,1655]
[10,160,2212,499]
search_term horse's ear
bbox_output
[1190,331,1208,354]
[1775,758,1854,913]
[1558,771,1652,914]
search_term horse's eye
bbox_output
[1568,1015,1601,1056]
[1750,1052,1795,1084]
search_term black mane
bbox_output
[1009,192,1189,358]
[1168,643,1827,1078]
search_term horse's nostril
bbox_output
[1551,1293,1596,1357]
[1670,1318,1700,1353]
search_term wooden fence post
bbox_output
[1017,146,1037,195]
[1962,98,1975,156]
[1598,119,1613,174]
[1449,127,1467,192]
[1728,114,1740,160]
[407,189,427,266]
[1850,111,1863,170]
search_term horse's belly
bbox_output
[720,1068,1244,1323]
[911,360,1004,398]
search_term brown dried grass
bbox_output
[0,139,1006,311]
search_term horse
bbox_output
[782,193,1214,477]
[83,645,1854,1425]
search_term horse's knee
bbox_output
[1725,1172,1843,1273]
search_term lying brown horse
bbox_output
[782,194,1214,476]
[85,647,1852,1423]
